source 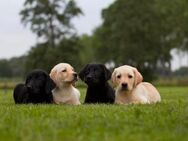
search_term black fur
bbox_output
[13,69,56,104]
[79,63,115,104]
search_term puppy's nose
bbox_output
[86,76,92,81]
[121,83,128,88]
[27,84,32,89]
[73,73,78,78]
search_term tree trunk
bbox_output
[49,15,55,48]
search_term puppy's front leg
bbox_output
[115,100,124,105]
[75,101,81,105]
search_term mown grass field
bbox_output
[0,86,188,141]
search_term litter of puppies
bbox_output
[13,63,161,105]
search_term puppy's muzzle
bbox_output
[73,73,78,81]
[121,83,128,91]
[26,84,39,93]
[85,75,93,82]
[85,75,99,85]
[26,84,32,90]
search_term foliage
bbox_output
[91,0,188,80]
[9,56,26,77]
[1,0,187,79]
[0,59,12,77]
[173,67,188,76]
[78,34,97,66]
[20,0,82,47]
[0,56,26,78]
[25,37,82,73]
[19,0,83,73]
[0,87,188,141]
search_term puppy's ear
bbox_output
[79,64,89,81]
[49,69,57,83]
[101,65,111,81]
[45,75,56,94]
[111,69,117,85]
[25,73,31,85]
[133,68,143,86]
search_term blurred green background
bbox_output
[1,0,188,86]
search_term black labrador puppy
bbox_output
[79,63,115,104]
[13,69,56,104]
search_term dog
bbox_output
[79,63,115,104]
[50,63,81,105]
[112,65,161,104]
[13,69,56,104]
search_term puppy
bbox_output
[112,65,161,104]
[50,63,81,105]
[13,69,56,104]
[79,63,115,104]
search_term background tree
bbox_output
[78,34,97,66]
[9,56,26,77]
[92,0,188,81]
[20,0,82,48]
[20,0,83,73]
[25,36,81,72]
[0,60,12,78]
[173,67,188,76]
[0,57,26,78]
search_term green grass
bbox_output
[0,87,188,141]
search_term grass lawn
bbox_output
[0,86,188,141]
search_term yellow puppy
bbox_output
[50,63,81,105]
[112,65,161,104]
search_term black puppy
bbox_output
[13,69,56,104]
[79,63,115,104]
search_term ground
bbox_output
[0,86,188,141]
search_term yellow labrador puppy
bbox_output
[50,63,81,105]
[112,65,161,104]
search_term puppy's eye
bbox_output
[117,75,121,79]
[128,75,133,79]
[62,69,67,72]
